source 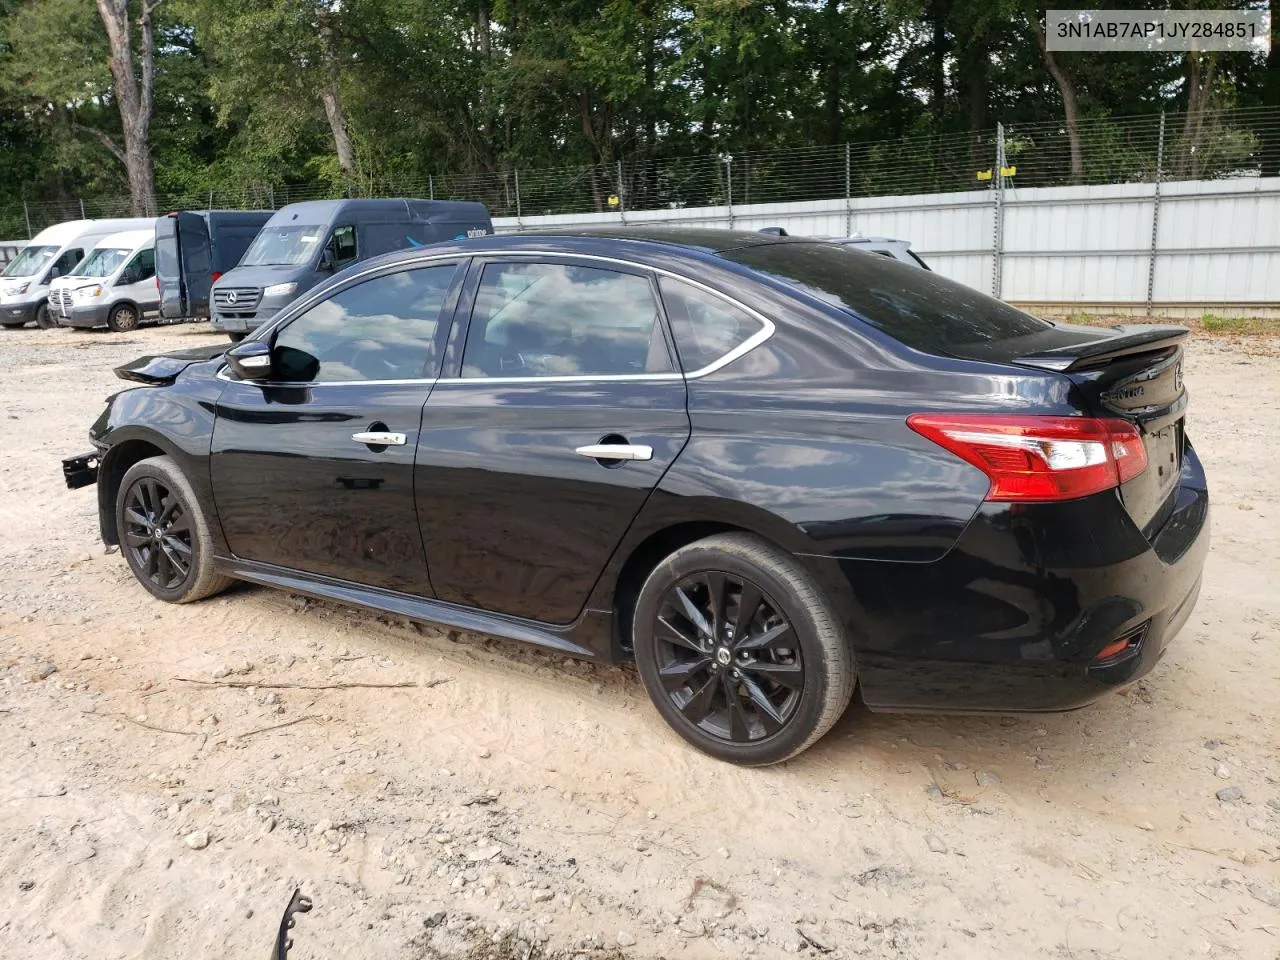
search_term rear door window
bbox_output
[723,242,1049,354]
[657,277,764,372]
[460,261,672,378]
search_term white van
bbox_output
[50,229,159,332]
[0,218,155,329]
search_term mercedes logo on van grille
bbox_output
[225,290,239,305]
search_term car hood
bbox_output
[115,343,230,385]
[214,265,312,289]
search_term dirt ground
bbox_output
[1,323,1278,960]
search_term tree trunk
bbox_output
[1262,0,1280,177]
[317,9,356,179]
[95,0,159,216]
[822,0,842,144]
[1036,26,1083,183]
[928,0,948,128]
[1179,53,1217,178]
[579,93,607,212]
[477,0,490,57]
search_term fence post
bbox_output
[724,155,734,228]
[79,198,86,219]
[992,123,1006,299]
[514,169,523,228]
[429,175,435,200]
[23,201,31,239]
[617,159,626,224]
[844,143,853,236]
[1146,113,1166,317]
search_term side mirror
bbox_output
[318,249,335,272]
[49,266,63,279]
[225,340,273,381]
[119,269,139,286]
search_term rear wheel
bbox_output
[632,533,855,765]
[107,303,140,332]
[116,456,233,603]
[34,302,53,329]
[227,332,246,343]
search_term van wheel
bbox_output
[227,332,246,343]
[34,302,54,329]
[108,303,140,332]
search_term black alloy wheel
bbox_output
[122,476,193,592]
[652,571,804,743]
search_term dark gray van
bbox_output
[156,210,275,321]
[208,198,493,340]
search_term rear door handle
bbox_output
[574,443,653,462]
[351,431,406,446]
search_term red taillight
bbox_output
[907,414,1148,502]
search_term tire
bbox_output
[227,332,246,343]
[115,455,233,604]
[34,302,53,329]
[632,533,855,766]
[107,303,140,332]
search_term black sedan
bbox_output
[63,228,1209,765]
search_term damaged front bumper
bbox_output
[62,450,100,489]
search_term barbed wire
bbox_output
[2,105,1277,239]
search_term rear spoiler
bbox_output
[1016,324,1189,372]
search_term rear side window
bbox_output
[272,264,457,382]
[723,243,1049,354]
[461,261,672,378]
[658,277,763,372]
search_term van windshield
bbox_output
[239,225,325,267]
[3,245,58,278]
[72,247,132,277]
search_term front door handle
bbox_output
[574,443,653,462]
[351,431,406,446]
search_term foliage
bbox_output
[0,0,1274,224]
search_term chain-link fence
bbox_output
[3,105,1277,238]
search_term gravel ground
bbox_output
[1,322,1278,960]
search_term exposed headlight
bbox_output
[10,282,29,295]
[72,285,104,301]
[263,282,297,298]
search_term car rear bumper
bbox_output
[820,442,1210,713]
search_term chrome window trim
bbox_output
[227,248,775,387]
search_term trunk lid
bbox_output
[1007,323,1189,536]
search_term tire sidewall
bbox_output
[34,302,53,329]
[632,542,840,765]
[108,304,139,332]
[116,458,206,602]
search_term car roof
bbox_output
[513,226,795,254]
[267,198,491,224]
[91,228,153,250]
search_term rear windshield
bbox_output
[73,247,131,277]
[722,242,1049,354]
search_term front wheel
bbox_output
[632,533,855,766]
[34,302,54,329]
[227,332,246,343]
[107,303,140,332]
[116,455,233,603]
